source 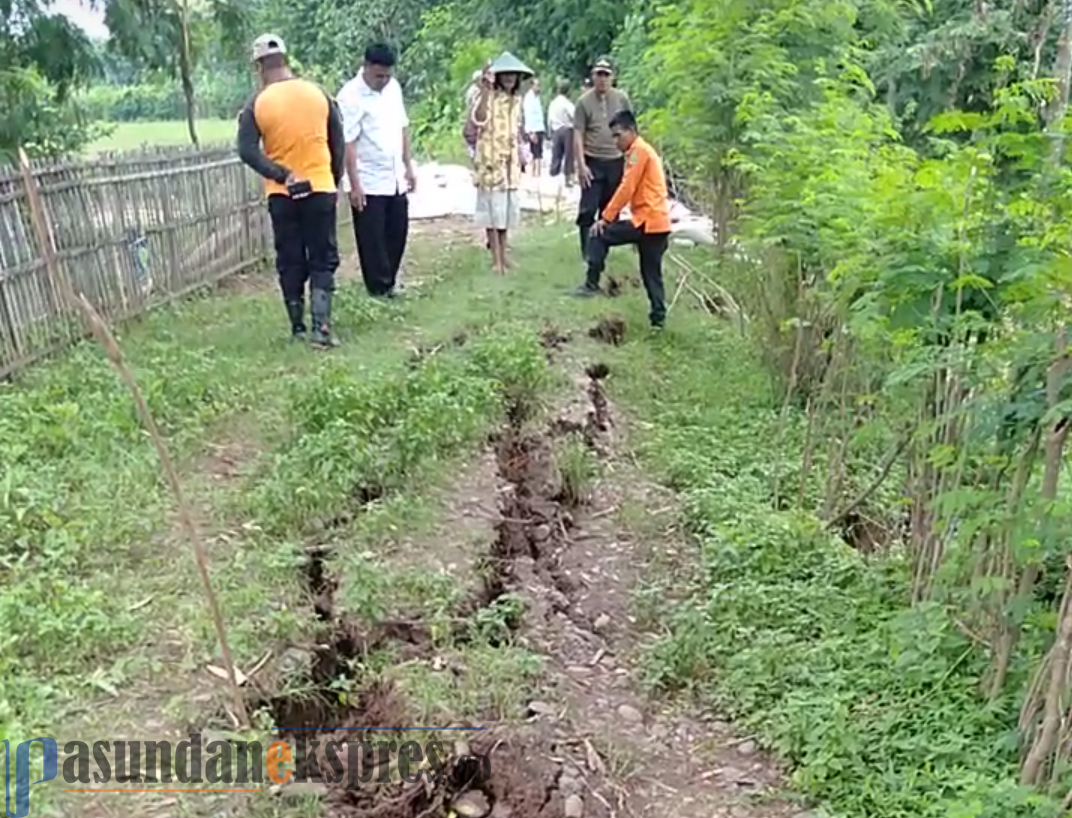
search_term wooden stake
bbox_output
[17,147,248,727]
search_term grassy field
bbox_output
[85,119,236,155]
[4,217,760,817]
[0,208,1037,817]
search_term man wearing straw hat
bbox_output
[237,33,346,348]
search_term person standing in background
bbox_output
[571,55,631,284]
[337,42,416,300]
[547,79,575,186]
[466,68,483,110]
[522,76,546,177]
[237,33,345,348]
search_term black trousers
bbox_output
[576,155,624,259]
[529,132,545,160]
[352,192,409,296]
[550,127,574,178]
[267,192,339,300]
[587,221,669,326]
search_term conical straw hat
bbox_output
[488,51,534,78]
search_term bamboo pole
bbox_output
[17,147,248,728]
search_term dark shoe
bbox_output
[571,283,600,297]
[309,288,339,348]
[285,299,307,340]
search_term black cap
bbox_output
[592,56,614,73]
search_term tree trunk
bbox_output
[179,0,199,147]
[1044,0,1072,164]
[1019,328,1072,785]
[986,429,1043,700]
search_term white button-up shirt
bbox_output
[336,72,410,196]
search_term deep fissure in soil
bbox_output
[248,334,617,817]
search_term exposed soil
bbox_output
[247,329,809,818]
[589,317,626,347]
[540,325,572,359]
[59,318,804,818]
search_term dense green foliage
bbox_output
[0,0,102,159]
[628,328,1058,817]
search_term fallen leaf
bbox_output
[205,664,248,686]
[584,739,605,775]
[453,791,490,818]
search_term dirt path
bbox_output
[46,233,809,818]
[254,325,809,818]
[457,340,805,818]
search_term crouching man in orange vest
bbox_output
[581,108,671,330]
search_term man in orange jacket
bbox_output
[573,108,671,329]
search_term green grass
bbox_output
[0,215,653,816]
[609,296,1061,815]
[85,119,236,154]
[1,207,1045,818]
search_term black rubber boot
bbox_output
[309,288,339,348]
[285,299,307,340]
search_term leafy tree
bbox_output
[864,0,1060,146]
[467,0,630,79]
[252,0,436,87]
[103,0,249,145]
[618,0,860,241]
[0,0,101,160]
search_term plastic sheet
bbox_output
[407,161,715,245]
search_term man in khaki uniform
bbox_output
[571,55,631,278]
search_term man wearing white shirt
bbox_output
[337,42,416,299]
[522,76,546,177]
[547,79,576,186]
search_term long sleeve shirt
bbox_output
[602,136,671,234]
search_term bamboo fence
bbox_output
[0,145,271,378]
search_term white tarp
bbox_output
[409,161,715,245]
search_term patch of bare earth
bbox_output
[245,324,809,818]
[475,337,806,818]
